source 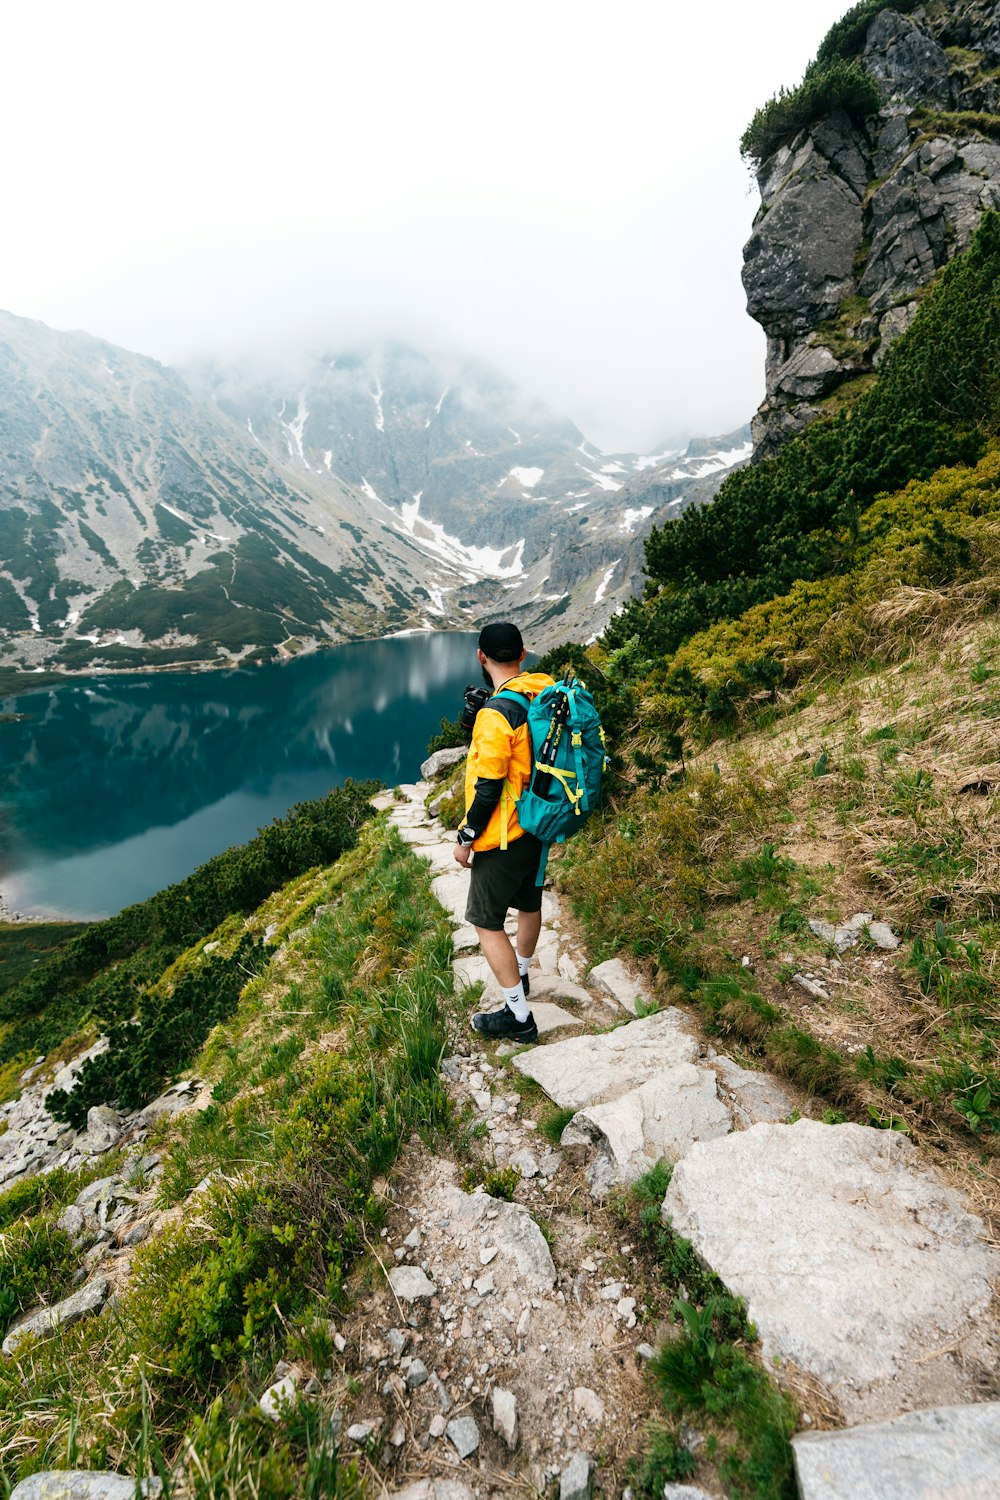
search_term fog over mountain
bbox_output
[0,312,749,674]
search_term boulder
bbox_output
[420,747,467,780]
[792,1402,1000,1499]
[743,153,864,333]
[562,1066,732,1196]
[586,958,651,1015]
[512,1008,700,1110]
[662,1121,998,1420]
[863,10,951,109]
[3,1276,110,1356]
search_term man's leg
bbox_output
[475,924,520,988]
[516,908,541,962]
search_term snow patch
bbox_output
[323,450,333,471]
[595,560,621,604]
[564,503,588,514]
[577,465,622,493]
[158,501,192,524]
[279,395,310,466]
[370,373,385,432]
[601,462,627,474]
[508,466,544,489]
[508,427,521,445]
[396,493,524,580]
[621,506,655,534]
[667,441,752,481]
[360,479,382,504]
[632,449,679,471]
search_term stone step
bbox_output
[661,1119,999,1423]
[792,1402,1000,1500]
[513,1009,701,1111]
[561,1066,732,1198]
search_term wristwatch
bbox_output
[456,824,477,846]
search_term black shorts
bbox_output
[465,833,544,931]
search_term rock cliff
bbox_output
[743,0,1000,458]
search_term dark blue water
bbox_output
[0,633,476,919]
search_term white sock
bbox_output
[515,951,530,977]
[500,980,530,1021]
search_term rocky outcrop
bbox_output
[744,2,1000,458]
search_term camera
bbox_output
[459,683,491,734]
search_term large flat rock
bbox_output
[562,1066,732,1196]
[662,1121,999,1420]
[512,1009,700,1110]
[792,1402,1000,1499]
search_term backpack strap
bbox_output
[493,689,533,849]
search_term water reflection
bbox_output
[0,633,476,918]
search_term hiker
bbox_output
[453,622,554,1043]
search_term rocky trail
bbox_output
[2,777,998,1500]
[349,779,1000,1499]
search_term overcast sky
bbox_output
[4,0,854,452]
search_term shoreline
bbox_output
[0,627,481,703]
[0,894,49,926]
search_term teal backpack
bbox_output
[495,675,608,884]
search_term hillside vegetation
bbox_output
[555,215,1000,1182]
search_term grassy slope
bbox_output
[0,819,455,1497]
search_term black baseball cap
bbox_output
[478,621,524,662]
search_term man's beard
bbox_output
[482,666,493,688]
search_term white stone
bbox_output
[387,1482,476,1500]
[559,1451,592,1500]
[531,1002,585,1036]
[662,1120,999,1420]
[388,1266,437,1302]
[587,958,651,1015]
[439,1185,555,1293]
[429,1414,447,1438]
[510,1148,540,1178]
[513,1009,700,1110]
[259,1373,298,1421]
[572,1387,605,1422]
[492,1386,519,1449]
[561,1066,732,1196]
[793,1403,1000,1499]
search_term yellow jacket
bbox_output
[463,671,555,851]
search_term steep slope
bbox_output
[0,314,481,675]
[742,0,1000,457]
[0,320,751,671]
[193,343,751,645]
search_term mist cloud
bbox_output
[3,0,854,452]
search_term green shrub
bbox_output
[1,781,378,1068]
[741,59,881,167]
[606,214,1000,672]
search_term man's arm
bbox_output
[453,706,515,863]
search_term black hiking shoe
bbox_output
[472,1005,538,1043]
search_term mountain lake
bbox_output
[0,632,478,920]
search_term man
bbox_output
[453,622,554,1042]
